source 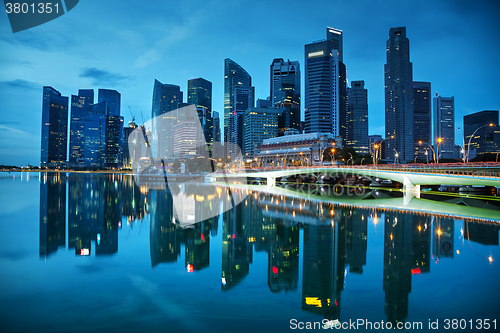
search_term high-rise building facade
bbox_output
[433,94,454,160]
[98,89,123,168]
[385,27,413,162]
[41,86,69,166]
[223,58,253,142]
[243,107,279,158]
[229,87,252,157]
[346,80,368,154]
[188,78,212,114]
[304,27,347,140]
[84,101,107,167]
[123,121,138,168]
[151,80,183,158]
[464,110,500,158]
[413,82,431,161]
[213,111,221,143]
[69,89,94,163]
[270,58,301,135]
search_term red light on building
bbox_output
[335,299,337,306]
[272,266,278,274]
[187,264,193,272]
[231,234,235,239]
[411,268,421,275]
[201,234,205,243]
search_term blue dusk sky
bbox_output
[0,0,499,166]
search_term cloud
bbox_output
[134,8,209,68]
[79,67,130,87]
[0,124,38,138]
[0,31,75,52]
[0,79,39,91]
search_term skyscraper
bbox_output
[229,87,252,157]
[433,93,454,160]
[223,58,253,142]
[346,81,368,154]
[243,107,279,158]
[84,101,107,167]
[188,78,212,114]
[99,89,123,168]
[41,86,69,166]
[304,27,347,140]
[270,58,301,135]
[213,111,221,143]
[413,82,431,161]
[464,110,499,158]
[385,27,413,162]
[69,89,94,164]
[151,80,183,158]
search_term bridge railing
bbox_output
[217,162,500,178]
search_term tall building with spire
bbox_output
[304,27,347,140]
[385,27,413,162]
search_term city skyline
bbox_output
[1,0,500,165]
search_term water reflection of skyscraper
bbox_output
[383,212,413,325]
[221,200,252,290]
[301,212,345,322]
[433,217,454,259]
[39,173,66,257]
[67,175,120,256]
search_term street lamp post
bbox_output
[394,149,399,164]
[436,138,443,164]
[419,141,437,164]
[465,123,495,163]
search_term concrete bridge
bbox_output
[208,166,500,199]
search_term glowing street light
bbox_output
[465,123,495,163]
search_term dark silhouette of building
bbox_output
[347,81,368,154]
[385,27,413,162]
[270,58,301,135]
[464,110,499,158]
[268,221,299,293]
[41,86,69,166]
[413,81,431,161]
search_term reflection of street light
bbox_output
[466,123,495,163]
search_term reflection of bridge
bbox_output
[209,183,500,223]
[209,166,500,196]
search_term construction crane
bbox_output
[128,106,135,123]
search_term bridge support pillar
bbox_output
[267,176,276,189]
[403,176,420,205]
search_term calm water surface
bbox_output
[0,172,499,333]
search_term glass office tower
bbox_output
[41,86,69,166]
[385,27,413,162]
